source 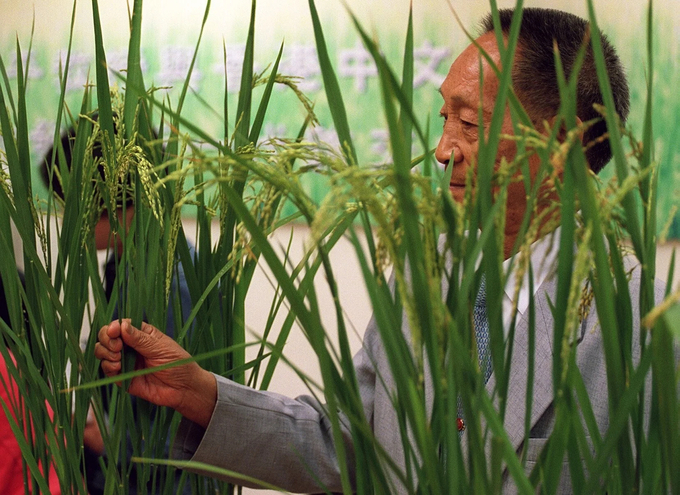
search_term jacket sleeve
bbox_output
[171,320,382,493]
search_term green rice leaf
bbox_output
[308,0,357,164]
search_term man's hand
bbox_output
[94,319,216,428]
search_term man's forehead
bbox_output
[458,34,503,72]
[438,37,502,117]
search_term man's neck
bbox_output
[503,201,560,260]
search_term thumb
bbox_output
[120,320,158,354]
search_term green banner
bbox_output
[2,0,679,236]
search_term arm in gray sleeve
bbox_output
[171,320,383,493]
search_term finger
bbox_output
[97,325,110,345]
[97,327,123,353]
[100,359,122,377]
[98,320,121,343]
[94,342,122,363]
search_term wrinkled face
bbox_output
[436,33,547,235]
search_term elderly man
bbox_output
[96,7,641,494]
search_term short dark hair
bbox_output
[0,273,11,326]
[41,126,78,202]
[0,270,27,333]
[41,115,134,209]
[481,8,630,173]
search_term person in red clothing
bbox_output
[0,275,61,494]
[0,353,61,494]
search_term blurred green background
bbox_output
[1,0,678,236]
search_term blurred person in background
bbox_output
[0,271,62,495]
[42,116,194,494]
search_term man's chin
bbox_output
[449,185,467,204]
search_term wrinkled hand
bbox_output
[94,319,216,428]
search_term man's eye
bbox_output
[461,119,478,128]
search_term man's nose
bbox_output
[435,133,463,167]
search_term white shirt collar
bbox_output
[501,227,561,330]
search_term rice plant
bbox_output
[0,0,322,493]
[0,0,678,493]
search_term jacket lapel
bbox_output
[459,276,557,455]
[495,276,557,453]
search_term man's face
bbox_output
[436,32,546,236]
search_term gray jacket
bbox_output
[172,265,668,493]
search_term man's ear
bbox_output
[547,115,584,144]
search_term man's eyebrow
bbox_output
[437,88,493,118]
[440,92,474,108]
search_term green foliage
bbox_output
[0,0,677,494]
